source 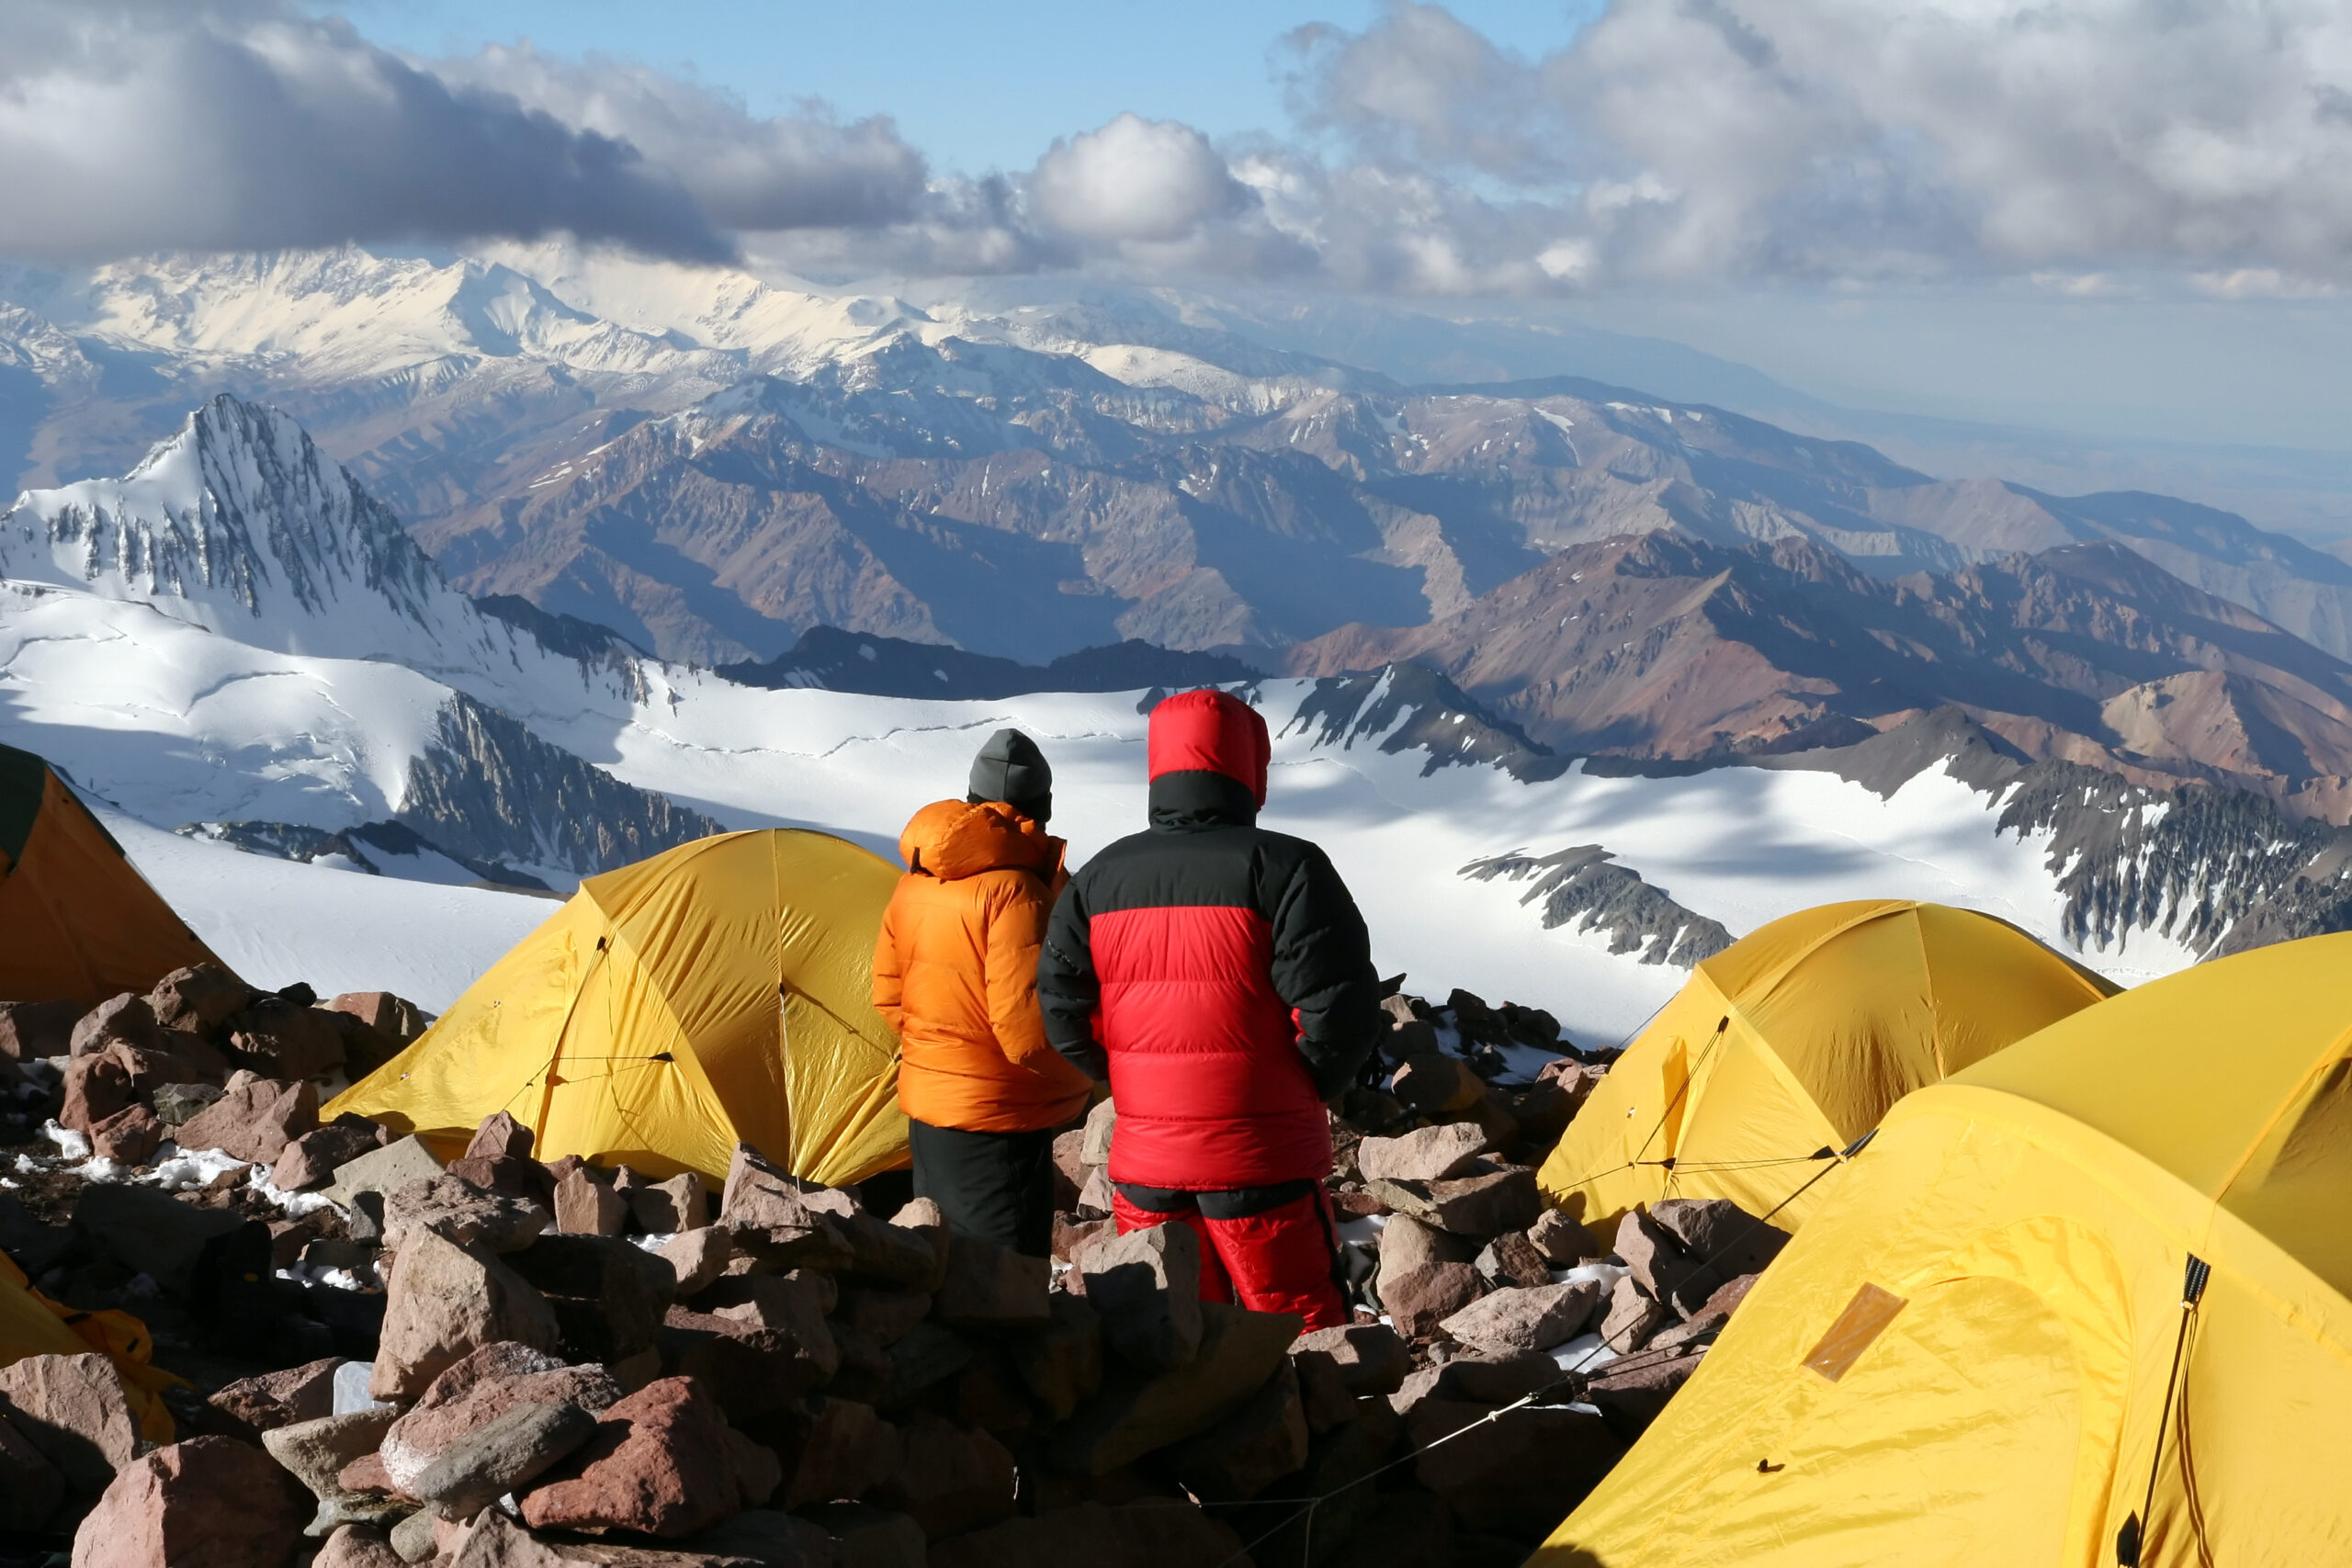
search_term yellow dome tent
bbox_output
[1538,900,2115,1236]
[1540,931,2352,1568]
[0,741,218,1007]
[330,829,908,1188]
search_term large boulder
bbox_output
[70,994,160,1058]
[934,1235,1050,1328]
[411,1399,599,1521]
[1051,1303,1304,1477]
[553,1166,628,1236]
[323,992,428,1046]
[69,1435,306,1568]
[58,1053,134,1134]
[506,1234,674,1365]
[322,1134,446,1208]
[381,1174,548,1255]
[173,1072,319,1165]
[273,1121,390,1193]
[718,1145,855,1270]
[1598,1274,1672,1353]
[1381,1261,1485,1339]
[1290,1323,1411,1397]
[1407,1398,1623,1538]
[1354,1122,1491,1184]
[372,1231,561,1401]
[1155,1359,1309,1503]
[0,1409,65,1532]
[1438,1280,1604,1354]
[206,1357,345,1441]
[518,1376,776,1539]
[225,998,348,1081]
[869,1413,1016,1539]
[0,1352,141,1494]
[258,1408,400,1500]
[149,966,257,1039]
[87,1104,164,1165]
[0,998,81,1060]
[379,1343,623,1496]
[1612,1209,1724,1316]
[1080,1223,1202,1373]
[1648,1197,1792,1280]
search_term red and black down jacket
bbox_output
[1038,689,1382,1190]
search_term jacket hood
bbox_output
[1148,689,1269,805]
[899,799,1064,882]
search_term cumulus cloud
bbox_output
[437,45,930,232]
[1274,0,2352,289]
[0,2,737,265]
[10,0,2352,296]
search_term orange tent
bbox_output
[0,742,217,1006]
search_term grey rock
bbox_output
[262,1407,401,1500]
[411,1399,597,1521]
[1437,1280,1603,1353]
[325,1134,447,1208]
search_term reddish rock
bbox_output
[870,1413,1016,1538]
[172,1071,319,1164]
[1080,1222,1202,1372]
[69,1435,305,1568]
[1008,1291,1102,1422]
[86,1103,164,1165]
[1355,1122,1492,1183]
[224,999,347,1080]
[1695,1270,1760,1321]
[70,994,159,1057]
[272,1120,387,1191]
[380,1343,624,1495]
[1613,1209,1724,1316]
[507,1235,674,1366]
[381,1173,550,1254]
[371,1231,561,1401]
[205,1356,344,1440]
[1291,1322,1412,1397]
[0,1352,141,1494]
[1382,1261,1485,1339]
[1049,1302,1303,1477]
[1156,1359,1308,1502]
[1474,1229,1555,1290]
[58,1053,134,1134]
[629,1171,708,1234]
[659,1227,733,1297]
[447,1153,557,1206]
[718,1145,854,1269]
[785,1398,902,1509]
[1388,1054,1485,1115]
[148,966,256,1039]
[1648,1197,1792,1280]
[0,998,81,1059]
[1583,1351,1699,1441]
[1598,1274,1671,1354]
[832,1285,932,1348]
[1525,1208,1598,1265]
[1408,1398,1623,1537]
[0,1411,65,1532]
[554,1166,628,1235]
[657,1305,831,1420]
[518,1376,775,1538]
[324,992,427,1045]
[934,1235,1049,1328]
[1439,1280,1604,1353]
[1051,1213,1111,1264]
[311,1524,405,1568]
[465,1111,536,1161]
[336,1450,400,1496]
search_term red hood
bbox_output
[1148,689,1269,807]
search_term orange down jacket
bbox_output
[874,799,1093,1133]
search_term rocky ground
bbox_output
[0,974,1786,1568]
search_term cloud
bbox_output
[0,4,733,264]
[10,0,2352,297]
[1029,115,1252,246]
[437,45,930,232]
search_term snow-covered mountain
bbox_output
[13,401,2352,1032]
[8,244,2352,671]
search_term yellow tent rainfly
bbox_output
[1539,930,2352,1568]
[330,829,908,1188]
[1538,899,2115,1237]
[0,741,219,1008]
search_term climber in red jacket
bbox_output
[1036,687,1382,1327]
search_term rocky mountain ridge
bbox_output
[6,246,2352,668]
[1291,529,2352,821]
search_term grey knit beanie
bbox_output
[967,728,1053,823]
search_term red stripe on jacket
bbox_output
[1089,902,1330,1189]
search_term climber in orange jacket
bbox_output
[872,729,1092,1255]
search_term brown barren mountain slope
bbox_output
[1288,532,2352,821]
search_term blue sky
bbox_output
[341,0,1591,177]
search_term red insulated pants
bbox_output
[1110,1179,1350,1328]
